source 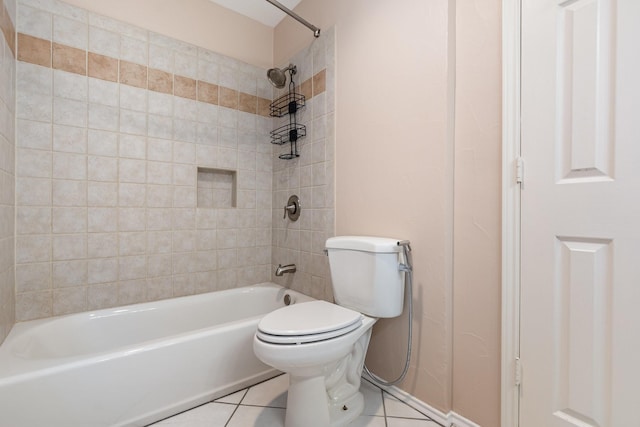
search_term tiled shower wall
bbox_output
[271,29,335,302]
[13,0,277,321]
[0,0,16,343]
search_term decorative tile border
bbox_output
[16,32,326,117]
[0,0,16,57]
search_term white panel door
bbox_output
[520,0,640,426]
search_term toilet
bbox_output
[253,236,407,427]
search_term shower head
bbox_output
[267,64,297,88]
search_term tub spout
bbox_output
[275,264,296,276]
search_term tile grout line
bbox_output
[381,387,389,427]
[223,388,248,427]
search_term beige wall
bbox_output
[60,0,274,69]
[453,0,502,425]
[275,0,502,425]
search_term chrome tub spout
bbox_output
[275,264,296,276]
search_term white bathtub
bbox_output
[0,283,313,427]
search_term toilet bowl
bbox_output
[253,236,407,427]
[253,300,377,427]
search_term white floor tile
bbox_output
[225,405,286,427]
[360,380,385,416]
[383,392,430,419]
[350,415,387,427]
[242,374,289,408]
[215,388,247,404]
[151,402,236,426]
[386,418,442,427]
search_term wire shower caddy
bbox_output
[269,72,306,160]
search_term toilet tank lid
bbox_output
[325,236,403,253]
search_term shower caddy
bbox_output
[269,71,306,160]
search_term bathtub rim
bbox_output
[0,282,312,381]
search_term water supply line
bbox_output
[363,240,414,387]
[265,0,321,37]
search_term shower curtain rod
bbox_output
[265,0,321,37]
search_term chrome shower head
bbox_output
[267,64,297,88]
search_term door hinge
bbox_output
[515,357,523,386]
[515,157,524,185]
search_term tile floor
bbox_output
[151,374,443,427]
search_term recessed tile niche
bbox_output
[197,167,237,208]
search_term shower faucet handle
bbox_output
[283,204,296,218]
[283,195,301,221]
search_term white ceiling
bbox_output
[209,0,303,27]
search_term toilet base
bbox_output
[282,330,372,427]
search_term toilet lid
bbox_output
[257,301,363,345]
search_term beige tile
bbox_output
[119,183,146,207]
[15,234,51,263]
[197,80,218,105]
[88,258,118,284]
[52,207,87,233]
[16,290,52,321]
[53,287,87,315]
[119,232,147,256]
[299,78,312,101]
[120,60,147,89]
[313,69,326,96]
[118,279,147,305]
[119,255,146,281]
[17,207,52,235]
[87,282,118,310]
[148,67,172,94]
[238,92,257,114]
[119,158,146,183]
[88,52,118,82]
[174,75,196,100]
[15,263,51,293]
[118,207,146,231]
[146,276,173,300]
[52,234,87,261]
[52,260,87,288]
[147,254,172,278]
[87,233,118,258]
[52,42,86,75]
[16,177,51,206]
[88,156,117,182]
[219,86,238,109]
[18,33,51,67]
[52,179,86,207]
[258,97,271,117]
[2,5,16,58]
[88,182,118,207]
[52,152,86,180]
[88,207,117,232]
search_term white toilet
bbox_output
[253,236,407,427]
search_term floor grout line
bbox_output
[151,374,440,426]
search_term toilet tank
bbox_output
[325,236,406,318]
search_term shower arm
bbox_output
[265,0,321,38]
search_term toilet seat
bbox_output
[257,300,363,345]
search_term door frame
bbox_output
[501,0,521,426]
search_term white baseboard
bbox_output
[374,382,482,427]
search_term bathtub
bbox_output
[0,283,313,427]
